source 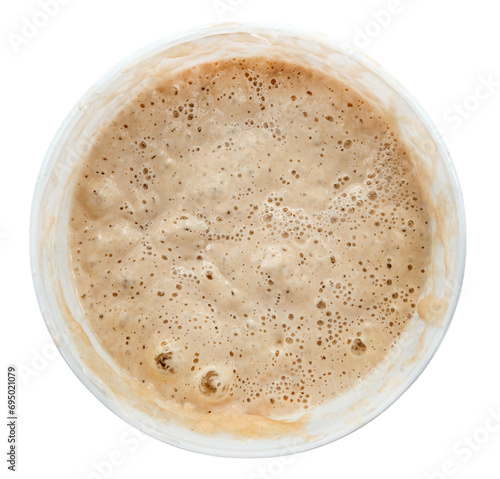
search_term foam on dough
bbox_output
[68,58,431,421]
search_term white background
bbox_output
[1,0,499,478]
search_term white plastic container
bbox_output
[30,23,466,457]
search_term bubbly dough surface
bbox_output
[69,58,431,418]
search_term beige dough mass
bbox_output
[69,58,431,419]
